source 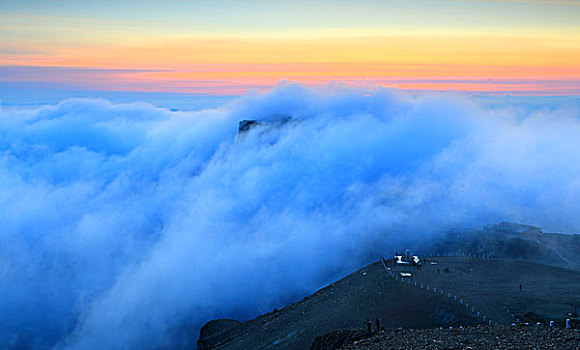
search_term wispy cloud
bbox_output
[2,64,578,97]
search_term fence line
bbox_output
[379,257,569,329]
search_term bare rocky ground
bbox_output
[336,325,580,350]
[198,261,478,350]
[197,224,580,349]
[197,258,580,350]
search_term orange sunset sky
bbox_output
[1,0,579,99]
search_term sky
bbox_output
[1,0,579,103]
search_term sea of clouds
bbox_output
[0,83,579,349]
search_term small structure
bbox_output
[395,255,410,264]
[394,250,422,266]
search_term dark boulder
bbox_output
[197,319,243,350]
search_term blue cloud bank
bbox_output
[0,84,579,349]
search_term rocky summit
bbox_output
[198,256,580,350]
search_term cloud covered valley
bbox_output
[0,84,579,349]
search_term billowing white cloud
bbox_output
[0,84,578,349]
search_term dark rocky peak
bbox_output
[491,222,542,234]
[238,114,294,134]
[238,120,259,133]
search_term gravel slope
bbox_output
[339,325,580,350]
